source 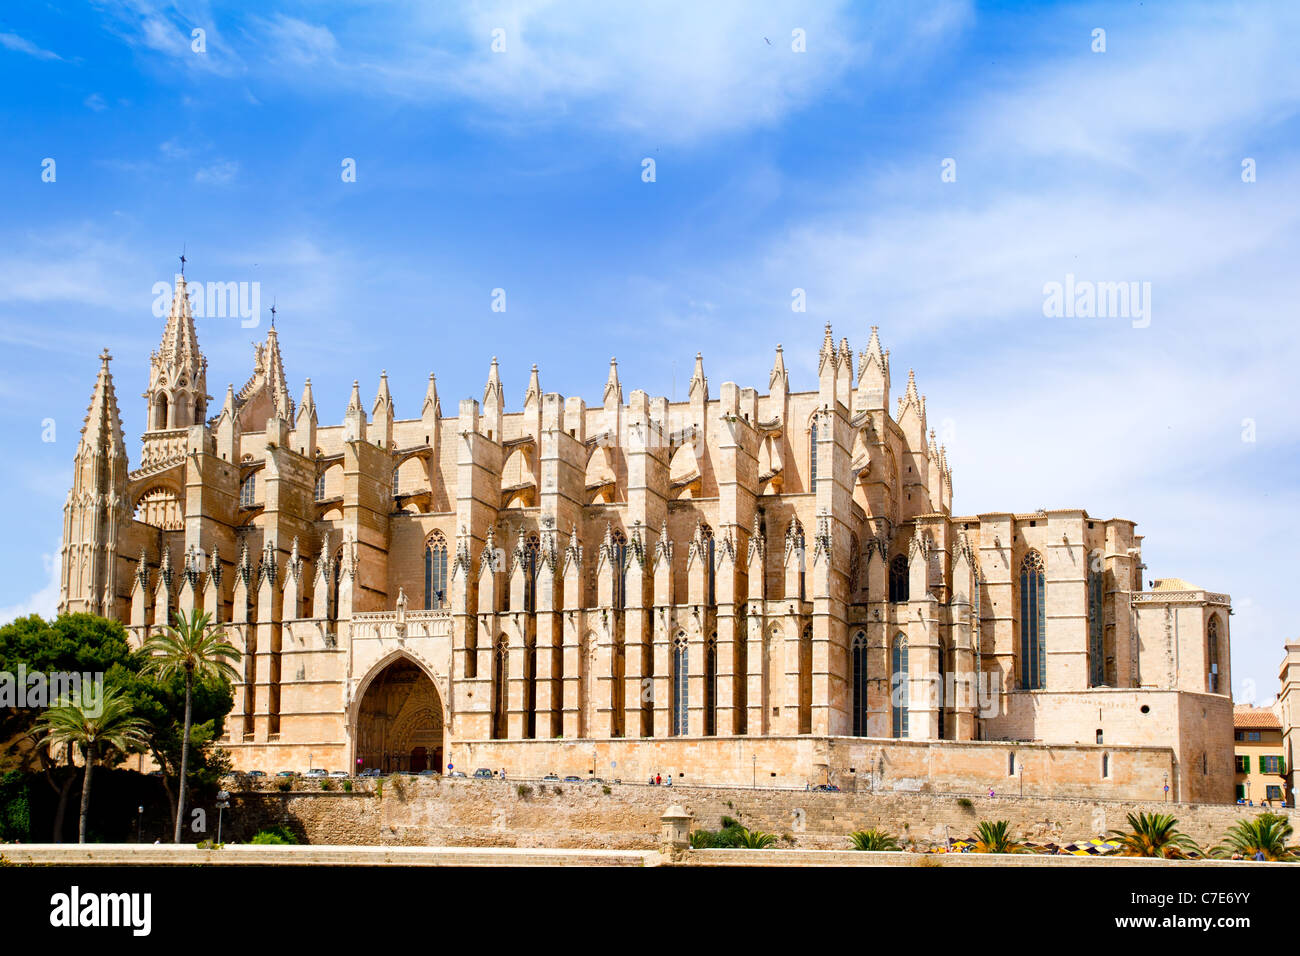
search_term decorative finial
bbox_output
[269,298,277,328]
[179,244,187,276]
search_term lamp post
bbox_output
[136,805,143,843]
[752,754,756,790]
[215,791,230,844]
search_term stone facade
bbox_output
[58,271,1235,803]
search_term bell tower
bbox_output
[144,271,209,437]
[59,349,129,616]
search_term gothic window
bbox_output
[155,394,169,430]
[809,420,818,487]
[704,633,718,736]
[1088,566,1105,686]
[1207,617,1220,693]
[889,554,909,603]
[314,472,326,501]
[239,474,255,508]
[891,632,909,739]
[848,533,861,602]
[936,638,946,740]
[524,533,541,613]
[672,632,689,736]
[525,637,537,740]
[851,630,868,736]
[1019,550,1046,690]
[424,531,448,609]
[799,624,813,734]
[492,637,508,739]
[701,524,715,606]
[392,465,400,495]
[612,530,627,610]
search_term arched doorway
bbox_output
[355,657,445,774]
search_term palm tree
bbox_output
[1211,813,1296,861]
[142,609,240,843]
[36,684,149,843]
[1109,811,1202,859]
[731,826,777,848]
[849,828,900,851]
[972,820,1030,854]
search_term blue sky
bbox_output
[0,1,1296,703]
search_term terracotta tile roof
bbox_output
[1233,707,1281,730]
[1152,577,1200,591]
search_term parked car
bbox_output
[448,770,467,778]
[562,775,583,783]
[275,771,295,777]
[358,768,382,778]
[542,773,560,781]
[812,784,840,792]
[246,770,266,777]
[328,770,349,778]
[304,768,327,777]
[417,770,440,777]
[472,768,494,779]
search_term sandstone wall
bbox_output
[226,777,1291,851]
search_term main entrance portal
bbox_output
[355,658,445,774]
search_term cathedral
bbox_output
[58,272,1235,802]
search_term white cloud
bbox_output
[0,542,61,625]
[0,31,61,60]
[195,160,239,184]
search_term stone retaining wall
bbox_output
[226,777,1293,851]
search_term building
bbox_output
[1275,641,1300,805]
[1232,706,1288,806]
[58,271,1235,801]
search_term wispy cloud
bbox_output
[0,30,61,60]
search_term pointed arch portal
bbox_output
[354,656,445,774]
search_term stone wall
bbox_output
[226,777,1290,851]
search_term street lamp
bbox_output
[136,805,143,843]
[752,753,757,790]
[215,791,230,844]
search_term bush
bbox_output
[849,829,900,851]
[342,780,353,793]
[275,779,292,792]
[956,797,974,810]
[249,825,298,845]
[602,785,612,795]
[320,780,333,791]
[516,784,533,798]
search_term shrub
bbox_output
[516,784,533,799]
[602,785,612,795]
[249,825,298,845]
[956,797,974,811]
[320,780,333,791]
[849,829,900,851]
[196,839,223,850]
[342,780,353,793]
[275,779,292,792]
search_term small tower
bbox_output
[143,273,209,434]
[59,349,129,616]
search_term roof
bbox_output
[1151,577,1200,591]
[1233,706,1281,730]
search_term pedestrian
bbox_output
[666,774,672,787]
[656,773,661,786]
[500,767,506,780]
[1254,850,1266,861]
[988,788,994,798]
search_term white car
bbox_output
[304,768,327,777]
[328,770,349,778]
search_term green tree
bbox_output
[849,828,900,851]
[0,613,136,840]
[1109,811,1202,859]
[1211,812,1296,862]
[141,610,240,843]
[35,684,148,842]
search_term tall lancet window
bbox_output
[851,630,869,736]
[1019,550,1046,690]
[891,633,909,739]
[612,530,627,610]
[524,534,540,613]
[704,633,718,736]
[424,531,448,609]
[1087,566,1105,686]
[809,420,819,487]
[1207,617,1220,693]
[239,474,255,508]
[492,638,508,739]
[672,632,689,736]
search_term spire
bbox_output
[688,351,707,400]
[483,356,503,407]
[297,378,317,427]
[347,379,362,413]
[78,349,126,456]
[146,269,208,431]
[856,325,890,411]
[817,322,835,373]
[525,363,542,407]
[422,372,440,418]
[157,273,203,372]
[769,343,788,390]
[372,369,393,418]
[263,324,293,420]
[603,357,621,405]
